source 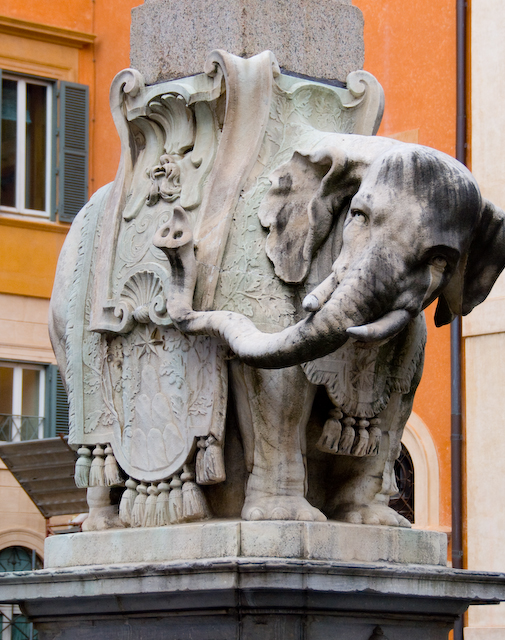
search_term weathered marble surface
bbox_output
[49,49,505,535]
[43,520,448,568]
[130,0,364,84]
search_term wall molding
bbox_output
[0,15,95,48]
[0,529,45,558]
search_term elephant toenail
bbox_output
[271,508,289,520]
[346,511,363,524]
[248,508,264,521]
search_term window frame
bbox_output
[0,72,54,218]
[0,361,46,442]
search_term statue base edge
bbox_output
[42,520,448,569]
[2,556,505,639]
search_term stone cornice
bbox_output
[0,15,95,48]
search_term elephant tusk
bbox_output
[346,309,411,342]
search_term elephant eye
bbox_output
[430,256,448,272]
[350,208,368,224]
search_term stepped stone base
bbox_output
[43,520,448,568]
[2,553,505,639]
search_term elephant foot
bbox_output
[242,496,326,522]
[81,505,124,531]
[334,503,411,528]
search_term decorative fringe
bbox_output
[338,418,356,454]
[352,419,370,457]
[88,444,106,487]
[75,446,92,488]
[155,481,171,526]
[317,410,382,458]
[119,477,138,526]
[367,419,382,456]
[196,436,226,485]
[203,436,226,484]
[369,626,388,640]
[168,475,183,524]
[104,444,123,486]
[181,465,210,522]
[131,482,148,527]
[195,438,206,484]
[317,408,343,454]
[143,484,159,527]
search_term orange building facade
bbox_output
[0,0,469,619]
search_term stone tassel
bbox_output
[143,483,159,527]
[168,475,183,524]
[338,418,356,454]
[119,478,138,526]
[181,465,211,522]
[154,481,171,526]
[367,419,382,456]
[202,436,226,484]
[317,408,343,454]
[352,419,370,457]
[369,626,389,640]
[104,444,123,486]
[88,444,106,487]
[195,438,207,484]
[131,482,148,527]
[74,446,92,488]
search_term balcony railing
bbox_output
[0,415,45,442]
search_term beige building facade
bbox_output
[464,1,505,637]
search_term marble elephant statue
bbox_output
[49,54,505,530]
[157,134,505,526]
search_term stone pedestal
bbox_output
[1,523,504,639]
[43,520,448,568]
[130,0,364,83]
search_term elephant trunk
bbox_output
[155,207,412,369]
[175,275,381,368]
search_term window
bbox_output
[0,547,41,640]
[0,72,89,223]
[1,75,52,217]
[0,363,45,442]
[390,443,415,524]
[0,362,68,442]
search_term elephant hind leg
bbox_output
[230,362,324,521]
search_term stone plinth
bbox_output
[43,520,447,569]
[2,555,505,640]
[130,0,364,84]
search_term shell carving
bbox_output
[121,270,164,323]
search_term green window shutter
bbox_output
[45,364,69,438]
[50,78,58,221]
[57,81,88,223]
[0,69,3,200]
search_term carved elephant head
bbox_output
[162,137,505,367]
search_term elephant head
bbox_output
[157,138,505,368]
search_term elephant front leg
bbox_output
[230,361,325,522]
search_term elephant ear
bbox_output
[258,148,362,284]
[435,199,505,326]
